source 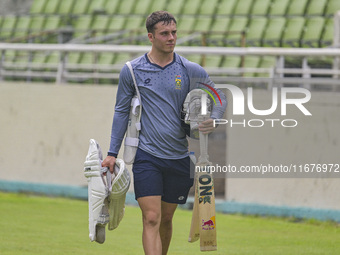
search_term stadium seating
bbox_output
[262,17,286,47]
[301,17,326,47]
[286,0,308,16]
[268,0,290,16]
[250,0,271,16]
[216,0,237,16]
[0,0,339,73]
[103,0,120,14]
[245,17,268,46]
[325,0,340,16]
[43,0,59,14]
[57,0,75,15]
[225,17,248,46]
[281,17,305,47]
[306,0,328,16]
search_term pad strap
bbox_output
[124,137,139,147]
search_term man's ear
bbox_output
[147,32,154,42]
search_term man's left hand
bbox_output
[198,118,215,134]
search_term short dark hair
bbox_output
[146,11,177,34]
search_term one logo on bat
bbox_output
[202,216,216,230]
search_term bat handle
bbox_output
[198,131,209,164]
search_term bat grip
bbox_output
[198,131,209,164]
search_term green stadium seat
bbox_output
[106,16,126,33]
[43,0,60,14]
[3,50,16,63]
[44,15,62,30]
[245,17,267,46]
[43,15,62,43]
[28,15,45,35]
[193,16,213,32]
[257,56,276,77]
[149,0,167,14]
[124,16,144,30]
[90,15,111,38]
[207,17,230,46]
[186,55,202,65]
[177,16,196,34]
[0,16,3,29]
[72,0,90,15]
[286,0,308,16]
[57,0,75,15]
[182,0,202,15]
[320,18,334,47]
[87,0,107,14]
[31,52,48,69]
[325,0,340,16]
[233,0,253,16]
[67,52,82,64]
[103,0,120,14]
[117,0,137,15]
[113,53,136,64]
[133,0,152,15]
[98,52,115,65]
[221,56,241,68]
[250,0,271,16]
[262,17,286,47]
[225,17,248,46]
[12,16,31,40]
[121,16,145,44]
[30,0,47,14]
[306,0,328,16]
[0,16,17,40]
[281,17,305,47]
[268,0,290,16]
[72,15,93,39]
[216,0,237,16]
[243,56,261,77]
[301,17,325,47]
[45,52,59,66]
[203,55,223,68]
[198,0,218,15]
[79,52,96,64]
[166,0,185,16]
[192,16,213,45]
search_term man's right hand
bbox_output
[102,156,116,174]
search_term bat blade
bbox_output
[197,167,217,251]
[188,176,200,243]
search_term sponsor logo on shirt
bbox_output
[144,78,152,86]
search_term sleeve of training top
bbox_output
[108,64,135,156]
[187,62,227,119]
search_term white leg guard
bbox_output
[84,139,110,243]
[107,159,131,230]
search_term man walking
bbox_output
[102,11,227,255]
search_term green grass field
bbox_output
[1,192,340,255]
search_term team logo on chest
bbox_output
[175,75,182,90]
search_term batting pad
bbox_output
[84,139,110,243]
[108,159,130,230]
[84,139,130,243]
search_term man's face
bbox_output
[148,20,177,54]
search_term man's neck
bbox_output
[148,51,174,67]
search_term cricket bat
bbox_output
[188,128,217,251]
